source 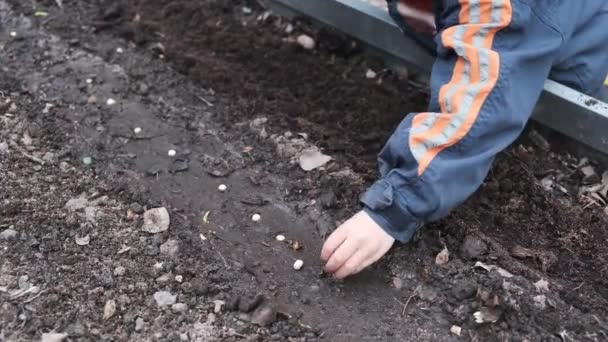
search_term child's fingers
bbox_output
[333,249,369,279]
[320,225,348,262]
[324,238,358,274]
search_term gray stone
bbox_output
[113,266,126,276]
[135,317,145,332]
[85,206,97,223]
[142,208,170,233]
[451,279,478,300]
[0,142,9,155]
[460,235,488,260]
[160,239,180,258]
[239,293,264,313]
[67,321,87,337]
[153,291,176,307]
[0,229,18,240]
[171,303,188,313]
[251,305,276,326]
[65,196,88,211]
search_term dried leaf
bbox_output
[510,245,536,258]
[435,246,449,266]
[104,299,116,320]
[75,235,90,246]
[298,149,331,171]
[126,208,135,220]
[474,261,513,278]
[290,240,303,251]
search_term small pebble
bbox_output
[293,259,304,271]
[82,157,93,166]
[133,127,142,134]
[86,78,93,84]
[135,317,145,332]
[9,31,17,37]
[296,34,315,50]
[106,98,116,106]
[171,303,188,313]
[218,184,227,192]
[175,275,183,283]
[113,266,126,276]
[168,149,176,157]
[275,235,286,242]
[116,47,124,54]
[251,214,261,222]
[366,69,377,79]
[450,325,462,336]
[242,6,252,14]
[285,24,294,34]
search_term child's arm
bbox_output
[322,0,564,278]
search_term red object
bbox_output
[397,0,436,34]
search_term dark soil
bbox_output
[1,0,607,341]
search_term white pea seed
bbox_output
[86,78,93,84]
[365,69,377,79]
[168,149,177,157]
[251,214,261,222]
[116,47,124,54]
[275,235,286,242]
[218,184,227,192]
[293,259,304,270]
[133,127,142,134]
[9,31,17,37]
[106,98,116,106]
[175,275,183,283]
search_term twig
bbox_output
[580,195,601,209]
[573,281,585,291]
[23,288,48,303]
[196,95,214,107]
[17,148,45,165]
[205,235,229,268]
[402,287,419,315]
[10,286,39,300]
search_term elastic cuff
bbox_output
[360,179,423,243]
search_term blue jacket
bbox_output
[362,0,608,242]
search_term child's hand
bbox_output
[321,211,395,279]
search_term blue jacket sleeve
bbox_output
[361,0,565,242]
